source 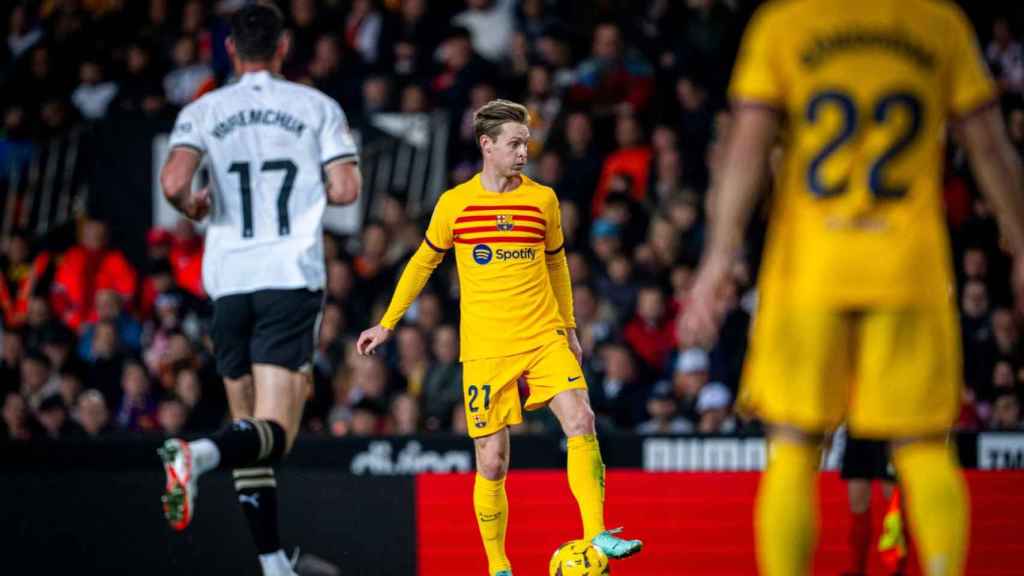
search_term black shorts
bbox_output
[841,434,896,481]
[211,288,323,379]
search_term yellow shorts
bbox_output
[462,338,587,438]
[739,303,962,438]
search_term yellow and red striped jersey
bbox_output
[423,173,569,360]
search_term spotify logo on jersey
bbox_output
[473,244,493,265]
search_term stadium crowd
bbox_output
[2,0,1024,441]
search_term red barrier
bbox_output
[417,471,1024,575]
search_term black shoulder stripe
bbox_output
[322,153,359,167]
[423,237,450,253]
[171,143,204,155]
[545,243,564,255]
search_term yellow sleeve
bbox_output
[543,194,575,328]
[945,6,997,118]
[379,241,446,329]
[728,4,784,108]
[424,192,454,251]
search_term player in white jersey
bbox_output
[156,4,361,575]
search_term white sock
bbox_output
[258,550,293,576]
[189,439,221,475]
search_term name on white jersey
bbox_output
[211,108,306,140]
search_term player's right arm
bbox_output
[161,103,210,220]
[356,194,453,355]
[682,2,781,346]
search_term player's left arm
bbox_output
[543,194,581,362]
[319,97,361,205]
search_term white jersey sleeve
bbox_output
[319,99,358,165]
[168,100,207,154]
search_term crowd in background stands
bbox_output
[2,0,1024,441]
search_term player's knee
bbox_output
[476,452,506,480]
[562,405,596,438]
[475,441,508,480]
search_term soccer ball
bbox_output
[548,539,610,576]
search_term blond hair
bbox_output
[473,99,530,145]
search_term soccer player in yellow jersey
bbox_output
[356,99,642,576]
[683,1,1024,576]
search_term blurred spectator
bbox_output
[21,349,58,411]
[168,220,204,298]
[390,392,420,434]
[696,381,736,433]
[637,380,693,434]
[596,255,638,318]
[452,0,515,64]
[590,342,649,429]
[174,367,221,431]
[308,33,365,114]
[515,0,560,46]
[75,388,111,437]
[524,65,562,156]
[986,17,1024,96]
[573,283,614,359]
[675,72,713,189]
[112,41,165,114]
[163,35,212,106]
[51,220,137,331]
[283,0,322,78]
[569,22,654,115]
[389,0,442,79]
[6,5,43,61]
[990,392,1022,430]
[421,324,463,431]
[157,396,188,435]
[592,114,652,216]
[37,393,82,439]
[344,0,386,67]
[0,230,56,328]
[114,360,158,432]
[558,112,603,208]
[363,72,392,114]
[39,322,77,375]
[83,321,125,406]
[1,328,24,392]
[623,285,677,373]
[961,279,993,391]
[432,27,491,113]
[72,58,119,120]
[350,398,385,436]
[2,391,36,440]
[396,325,430,396]
[79,289,143,360]
[673,347,709,421]
[59,367,82,413]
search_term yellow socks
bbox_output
[567,434,606,540]
[474,474,510,575]
[756,439,820,576]
[892,441,968,576]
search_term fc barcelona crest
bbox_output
[496,214,515,231]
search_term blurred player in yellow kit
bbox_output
[682,1,1024,575]
[356,100,641,576]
